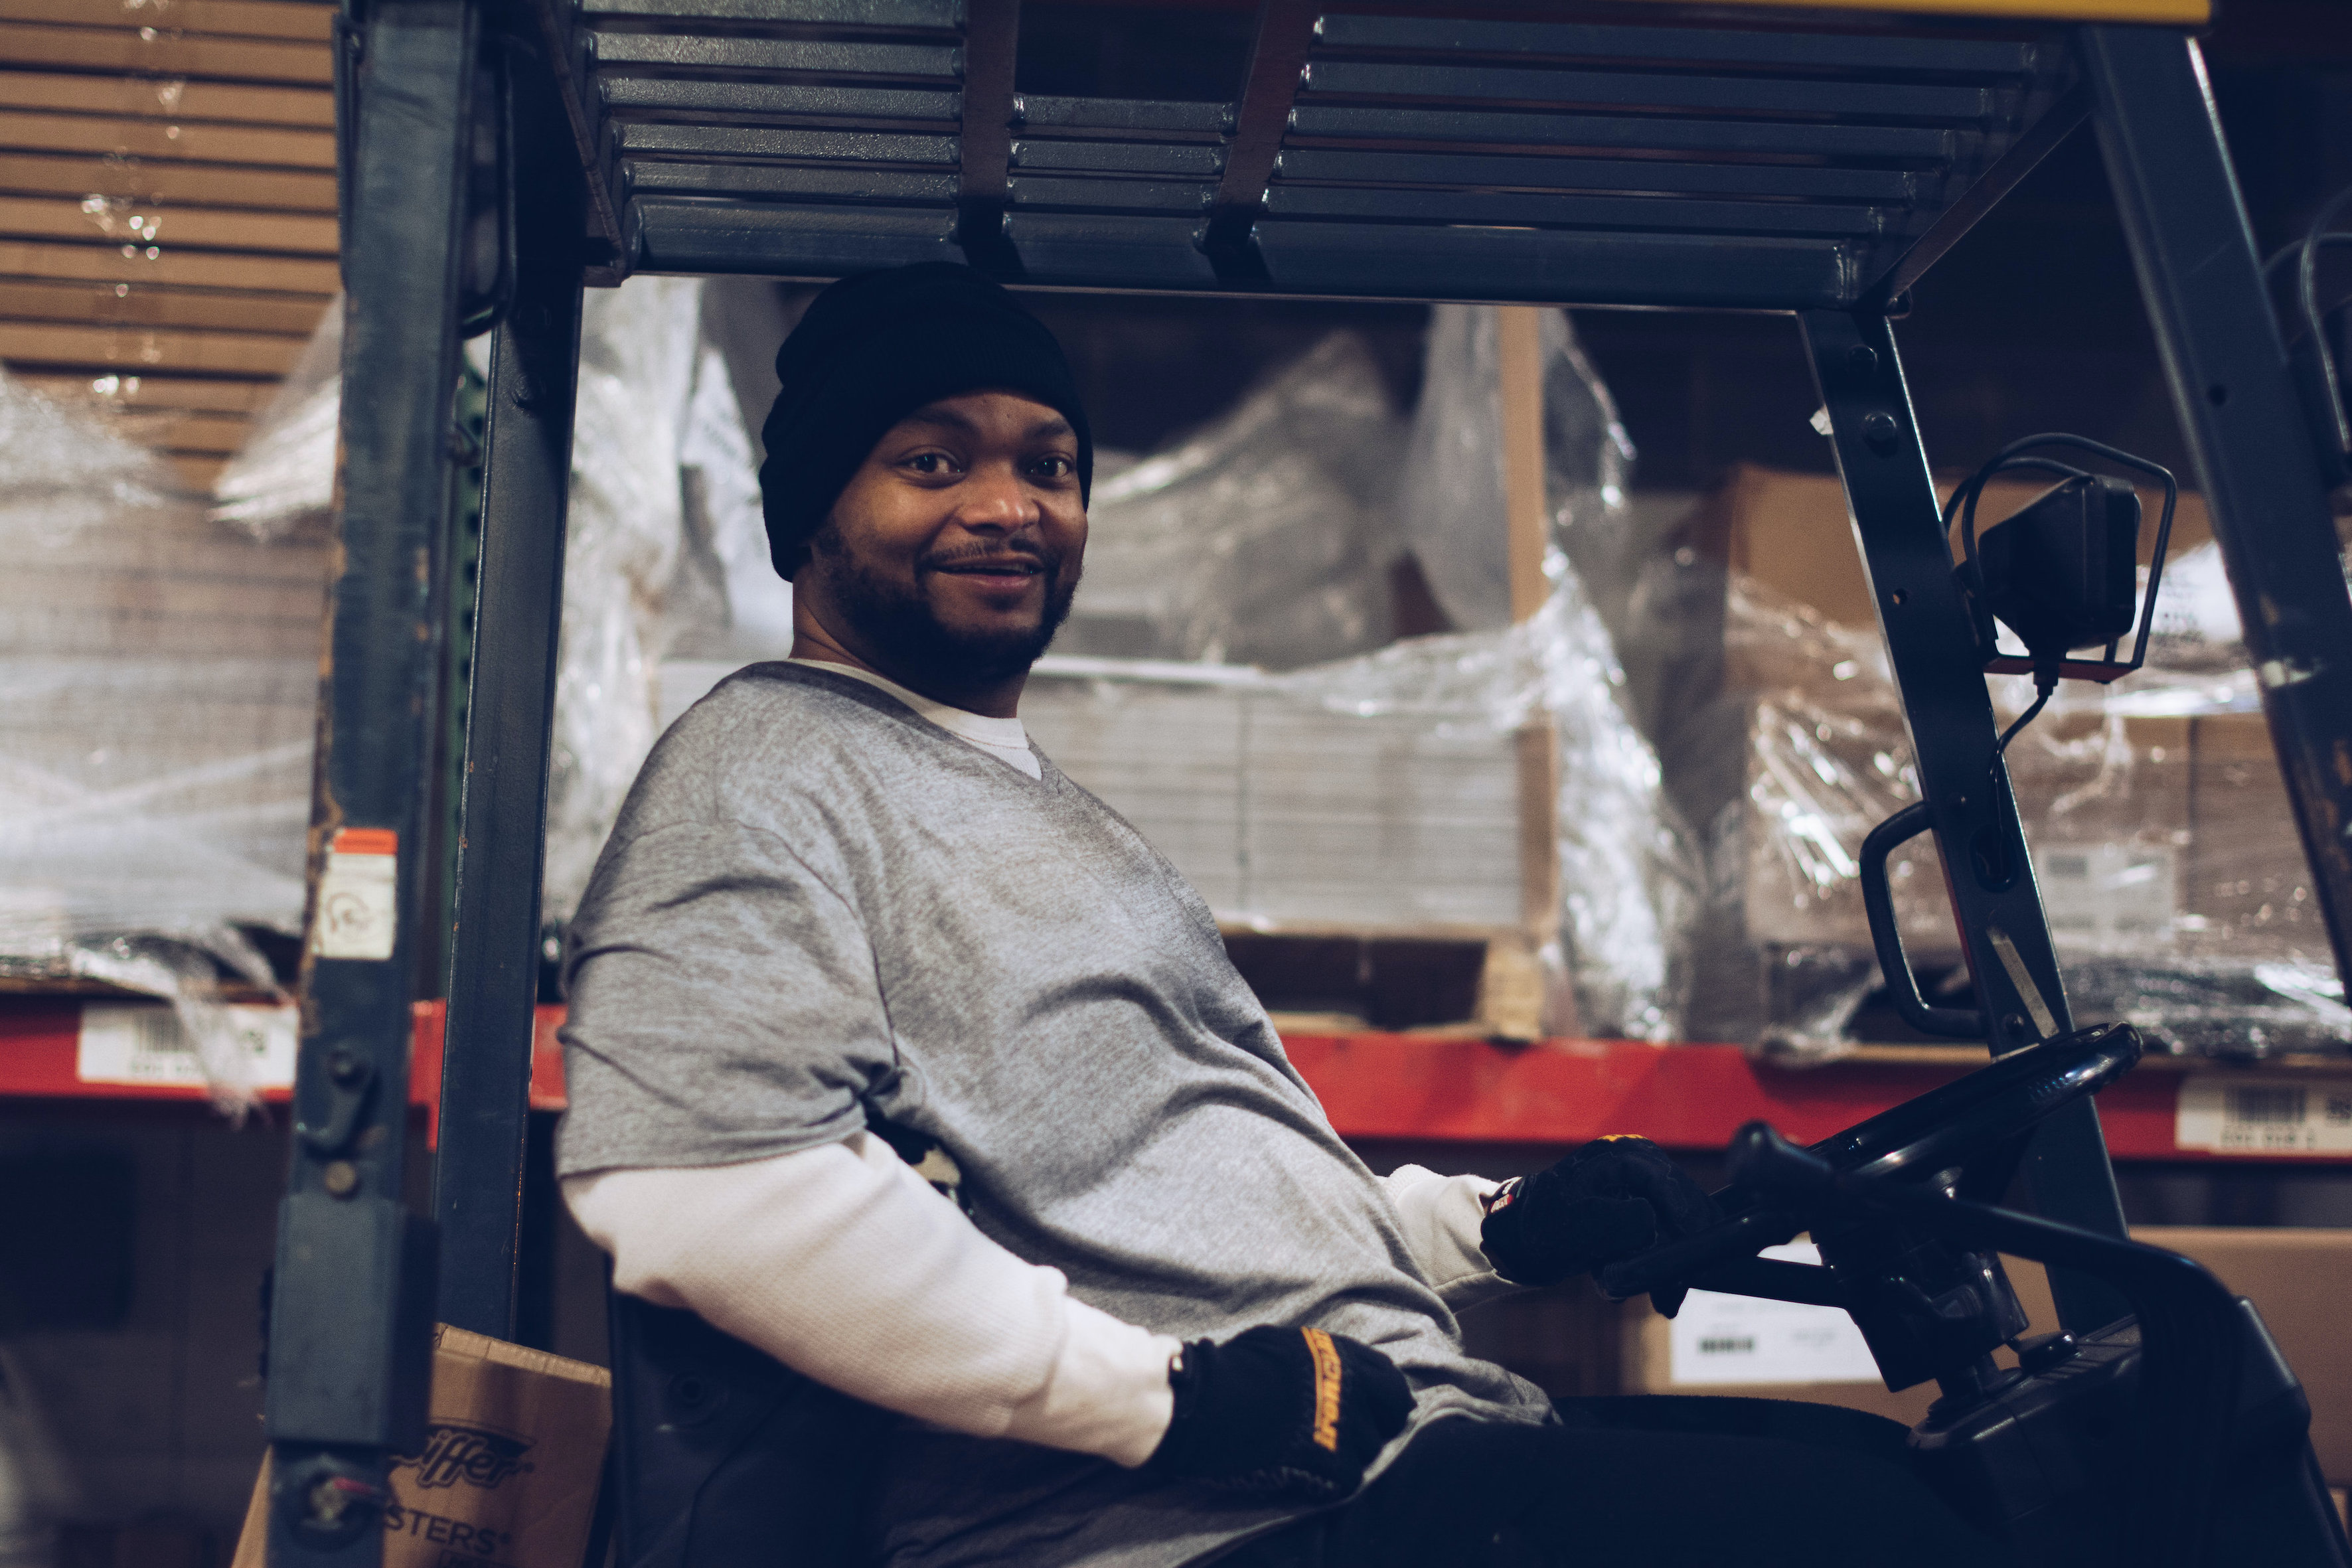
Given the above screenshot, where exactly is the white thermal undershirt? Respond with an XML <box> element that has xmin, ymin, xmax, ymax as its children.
<box><xmin>564</xmin><ymin>1148</ymin><xmax>1508</xmax><ymax>1468</ymax></box>
<box><xmin>787</xmin><ymin>657</ymin><xmax>1042</xmax><ymax>780</ymax></box>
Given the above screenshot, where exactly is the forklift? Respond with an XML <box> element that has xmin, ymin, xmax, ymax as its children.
<box><xmin>258</xmin><ymin>0</ymin><xmax>2352</xmax><ymax>1563</ymax></box>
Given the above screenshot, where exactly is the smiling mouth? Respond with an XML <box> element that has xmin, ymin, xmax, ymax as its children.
<box><xmin>931</xmin><ymin>558</ymin><xmax>1045</xmax><ymax>580</ymax></box>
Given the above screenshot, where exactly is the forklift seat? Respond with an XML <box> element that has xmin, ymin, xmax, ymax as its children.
<box><xmin>606</xmin><ymin>1289</ymin><xmax>894</xmax><ymax>1568</ymax></box>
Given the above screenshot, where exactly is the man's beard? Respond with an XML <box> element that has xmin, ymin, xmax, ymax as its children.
<box><xmin>813</xmin><ymin>522</ymin><xmax>1081</xmax><ymax>686</ymax></box>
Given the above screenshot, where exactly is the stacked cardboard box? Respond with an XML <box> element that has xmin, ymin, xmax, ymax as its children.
<box><xmin>0</xmin><ymin>0</ymin><xmax>338</xmax><ymax>487</ymax></box>
<box><xmin>0</xmin><ymin>370</ymin><xmax>327</xmax><ymax>965</ymax></box>
<box><xmin>1629</xmin><ymin>1229</ymin><xmax>2352</xmax><ymax>1482</ymax></box>
<box><xmin>231</xmin><ymin>1326</ymin><xmax>611</xmax><ymax>1568</ymax></box>
<box><xmin>1740</xmin><ymin>704</ymin><xmax>2309</xmax><ymax>967</ymax></box>
<box><xmin>1677</xmin><ymin>465</ymin><xmax>2330</xmax><ymax>1050</ymax></box>
<box><xmin>1473</xmin><ymin>1228</ymin><xmax>2352</xmax><ymax>1484</ymax></box>
<box><xmin>1026</xmin><ymin>668</ymin><xmax>1527</xmax><ymax>932</ymax></box>
<box><xmin>2189</xmin><ymin>715</ymin><xmax>2331</xmax><ymax>958</ymax></box>
<box><xmin>1706</xmin><ymin>464</ymin><xmax>2214</xmax><ymax>634</ymax></box>
<box><xmin>1019</xmin><ymin>661</ymin><xmax>1541</xmax><ymax>1032</ymax></box>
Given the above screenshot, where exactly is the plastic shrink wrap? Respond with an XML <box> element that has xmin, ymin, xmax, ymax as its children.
<box><xmin>1053</xmin><ymin>331</ymin><xmax>1405</xmax><ymax>670</ymax></box>
<box><xmin>539</xmin><ymin>277</ymin><xmax>703</xmax><ymax>925</ymax></box>
<box><xmin>201</xmin><ymin>280</ymin><xmax>765</xmax><ymax>933</ymax></box>
<box><xmin>0</xmin><ymin>369</ymin><xmax>325</xmax><ymax>1111</ymax></box>
<box><xmin>546</xmin><ymin>278</ymin><xmax>779</xmax><ymax>921</ymax></box>
<box><xmin>1676</xmin><ymin>528</ymin><xmax>2343</xmax><ymax>1059</ymax></box>
<box><xmin>656</xmin><ymin>308</ymin><xmax>1688</xmax><ymax>1036</ymax></box>
<box><xmin>208</xmin><ymin>301</ymin><xmax>342</xmax><ymax>541</ymax></box>
<box><xmin>0</xmin><ymin>278</ymin><xmax>763</xmax><ymax>1105</ymax></box>
<box><xmin>1395</xmin><ymin>304</ymin><xmax>1688</xmax><ymax>1040</ymax></box>
<box><xmin>665</xmin><ymin>339</ymin><xmax>795</xmax><ymax>662</ymax></box>
<box><xmin>1019</xmin><ymin>307</ymin><xmax>1692</xmax><ymax>1040</ymax></box>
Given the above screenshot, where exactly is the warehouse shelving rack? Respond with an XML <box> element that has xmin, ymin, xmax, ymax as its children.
<box><xmin>250</xmin><ymin>0</ymin><xmax>2352</xmax><ymax>1561</ymax></box>
<box><xmin>13</xmin><ymin>998</ymin><xmax>2352</xmax><ymax>1164</ymax></box>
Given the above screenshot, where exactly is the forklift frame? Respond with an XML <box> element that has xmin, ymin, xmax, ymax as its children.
<box><xmin>259</xmin><ymin>0</ymin><xmax>2352</xmax><ymax>1561</ymax></box>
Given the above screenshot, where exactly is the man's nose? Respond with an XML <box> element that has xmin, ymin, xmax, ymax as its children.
<box><xmin>951</xmin><ymin>463</ymin><xmax>1039</xmax><ymax>533</ymax></box>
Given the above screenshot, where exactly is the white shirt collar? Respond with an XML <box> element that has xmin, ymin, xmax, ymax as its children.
<box><xmin>787</xmin><ymin>658</ymin><xmax>1041</xmax><ymax>780</ymax></box>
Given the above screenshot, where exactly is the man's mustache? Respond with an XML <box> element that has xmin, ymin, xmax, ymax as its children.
<box><xmin>919</xmin><ymin>538</ymin><xmax>1059</xmax><ymax>575</ymax></box>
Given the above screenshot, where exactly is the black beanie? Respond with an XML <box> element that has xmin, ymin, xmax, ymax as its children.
<box><xmin>758</xmin><ymin>263</ymin><xmax>1093</xmax><ymax>580</ymax></box>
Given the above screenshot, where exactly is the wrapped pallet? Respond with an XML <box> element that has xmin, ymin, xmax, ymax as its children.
<box><xmin>0</xmin><ymin>370</ymin><xmax>324</xmax><ymax>1108</ymax></box>
<box><xmin>1666</xmin><ymin>464</ymin><xmax>2341</xmax><ymax>1058</ymax></box>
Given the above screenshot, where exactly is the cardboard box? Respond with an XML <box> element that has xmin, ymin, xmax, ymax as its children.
<box><xmin>1705</xmin><ymin>463</ymin><xmax>2212</xmax><ymax>635</ymax></box>
<box><xmin>1737</xmin><ymin>702</ymin><xmax>2199</xmax><ymax>960</ymax></box>
<box><xmin>1736</xmin><ymin>704</ymin><xmax>2319</xmax><ymax>981</ymax></box>
<box><xmin>1691</xmin><ymin>464</ymin><xmax>2319</xmax><ymax>977</ymax></box>
<box><xmin>232</xmin><ymin>1326</ymin><xmax>610</xmax><ymax>1568</ymax></box>
<box><xmin>2138</xmin><ymin>1227</ymin><xmax>2352</xmax><ymax>1483</ymax></box>
<box><xmin>2187</xmin><ymin>714</ymin><xmax>2329</xmax><ymax>961</ymax></box>
<box><xmin>1020</xmin><ymin>668</ymin><xmax>1527</xmax><ymax>932</ymax></box>
<box><xmin>1605</xmin><ymin>1227</ymin><xmax>2352</xmax><ymax>1482</ymax></box>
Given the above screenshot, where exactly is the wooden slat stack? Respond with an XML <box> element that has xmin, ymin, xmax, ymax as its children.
<box><xmin>0</xmin><ymin>0</ymin><xmax>337</xmax><ymax>491</ymax></box>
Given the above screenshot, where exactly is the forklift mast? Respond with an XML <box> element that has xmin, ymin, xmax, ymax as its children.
<box><xmin>258</xmin><ymin>0</ymin><xmax>2352</xmax><ymax>1561</ymax></box>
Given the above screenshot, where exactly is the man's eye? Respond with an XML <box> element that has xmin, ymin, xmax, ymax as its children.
<box><xmin>904</xmin><ymin>452</ymin><xmax>957</xmax><ymax>475</ymax></box>
<box><xmin>1030</xmin><ymin>455</ymin><xmax>1074</xmax><ymax>480</ymax></box>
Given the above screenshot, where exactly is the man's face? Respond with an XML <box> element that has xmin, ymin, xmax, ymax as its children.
<box><xmin>803</xmin><ymin>389</ymin><xmax>1086</xmax><ymax>686</ymax></box>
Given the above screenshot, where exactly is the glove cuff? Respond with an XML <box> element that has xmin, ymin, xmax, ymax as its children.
<box><xmin>1482</xmin><ymin>1176</ymin><xmax>1526</xmax><ymax>1217</ymax></box>
<box><xmin>1165</xmin><ymin>1340</ymin><xmax>1203</xmax><ymax>1433</ymax></box>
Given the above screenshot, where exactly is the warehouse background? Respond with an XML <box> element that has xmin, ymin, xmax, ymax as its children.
<box><xmin>1</xmin><ymin>1</ymin><xmax>2349</xmax><ymax>1562</ymax></box>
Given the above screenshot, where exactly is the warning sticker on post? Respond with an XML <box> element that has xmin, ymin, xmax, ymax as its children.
<box><xmin>2176</xmin><ymin>1075</ymin><xmax>2352</xmax><ymax>1156</ymax></box>
<box><xmin>311</xmin><ymin>826</ymin><xmax>399</xmax><ymax>961</ymax></box>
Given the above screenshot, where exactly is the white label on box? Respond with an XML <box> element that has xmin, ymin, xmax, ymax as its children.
<box><xmin>311</xmin><ymin>828</ymin><xmax>399</xmax><ymax>960</ymax></box>
<box><xmin>2034</xmin><ymin>842</ymin><xmax>2179</xmax><ymax>953</ymax></box>
<box><xmin>77</xmin><ymin>1002</ymin><xmax>299</xmax><ymax>1089</ymax></box>
<box><xmin>1668</xmin><ymin>1241</ymin><xmax>1882</xmax><ymax>1386</ymax></box>
<box><xmin>2176</xmin><ymin>1075</ymin><xmax>2352</xmax><ymax>1156</ymax></box>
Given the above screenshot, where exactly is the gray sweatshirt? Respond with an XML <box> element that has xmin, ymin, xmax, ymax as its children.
<box><xmin>556</xmin><ymin>661</ymin><xmax>1553</xmax><ymax>1567</ymax></box>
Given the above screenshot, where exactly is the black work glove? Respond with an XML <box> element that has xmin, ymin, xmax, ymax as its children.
<box><xmin>1148</xmin><ymin>1324</ymin><xmax>1413</xmax><ymax>1500</ymax></box>
<box><xmin>1479</xmin><ymin>1135</ymin><xmax>1721</xmax><ymax>1289</ymax></box>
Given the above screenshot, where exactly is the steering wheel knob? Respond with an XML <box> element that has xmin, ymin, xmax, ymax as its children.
<box><xmin>1726</xmin><ymin>1122</ymin><xmax>1839</xmax><ymax>1198</ymax></box>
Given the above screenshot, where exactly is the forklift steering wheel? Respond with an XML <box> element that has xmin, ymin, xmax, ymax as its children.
<box><xmin>1597</xmin><ymin>1023</ymin><xmax>2143</xmax><ymax>1302</ymax></box>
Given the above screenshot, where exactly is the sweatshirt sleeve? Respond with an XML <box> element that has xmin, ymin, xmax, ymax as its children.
<box><xmin>1381</xmin><ymin>1163</ymin><xmax>1524</xmax><ymax>1311</ymax></box>
<box><xmin>564</xmin><ymin>1132</ymin><xmax>1180</xmax><ymax>1467</ymax></box>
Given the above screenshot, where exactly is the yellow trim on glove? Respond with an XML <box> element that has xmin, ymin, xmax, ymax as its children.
<box><xmin>1303</xmin><ymin>1328</ymin><xmax>1344</xmax><ymax>1452</ymax></box>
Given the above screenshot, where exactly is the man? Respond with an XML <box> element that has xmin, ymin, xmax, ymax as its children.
<box><xmin>557</xmin><ymin>265</ymin><xmax>2008</xmax><ymax>1567</ymax></box>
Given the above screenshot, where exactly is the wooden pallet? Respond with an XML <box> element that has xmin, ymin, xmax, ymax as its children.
<box><xmin>0</xmin><ymin>0</ymin><xmax>337</xmax><ymax>490</ymax></box>
<box><xmin>1229</xmin><ymin>921</ymin><xmax>1552</xmax><ymax>1042</ymax></box>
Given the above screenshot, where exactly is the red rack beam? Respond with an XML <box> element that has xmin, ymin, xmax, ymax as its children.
<box><xmin>0</xmin><ymin>998</ymin><xmax>2335</xmax><ymax>1164</ymax></box>
<box><xmin>1284</xmin><ymin>1033</ymin><xmax>2191</xmax><ymax>1154</ymax></box>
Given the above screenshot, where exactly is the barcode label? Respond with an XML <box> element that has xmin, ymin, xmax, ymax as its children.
<box><xmin>77</xmin><ymin>1003</ymin><xmax>299</xmax><ymax>1089</ymax></box>
<box><xmin>2177</xmin><ymin>1076</ymin><xmax>2352</xmax><ymax>1155</ymax></box>
<box><xmin>2227</xmin><ymin>1087</ymin><xmax>2308</xmax><ymax>1124</ymax></box>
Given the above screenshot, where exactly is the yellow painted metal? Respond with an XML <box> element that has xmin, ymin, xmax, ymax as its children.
<box><xmin>1617</xmin><ymin>0</ymin><xmax>2208</xmax><ymax>21</ymax></box>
